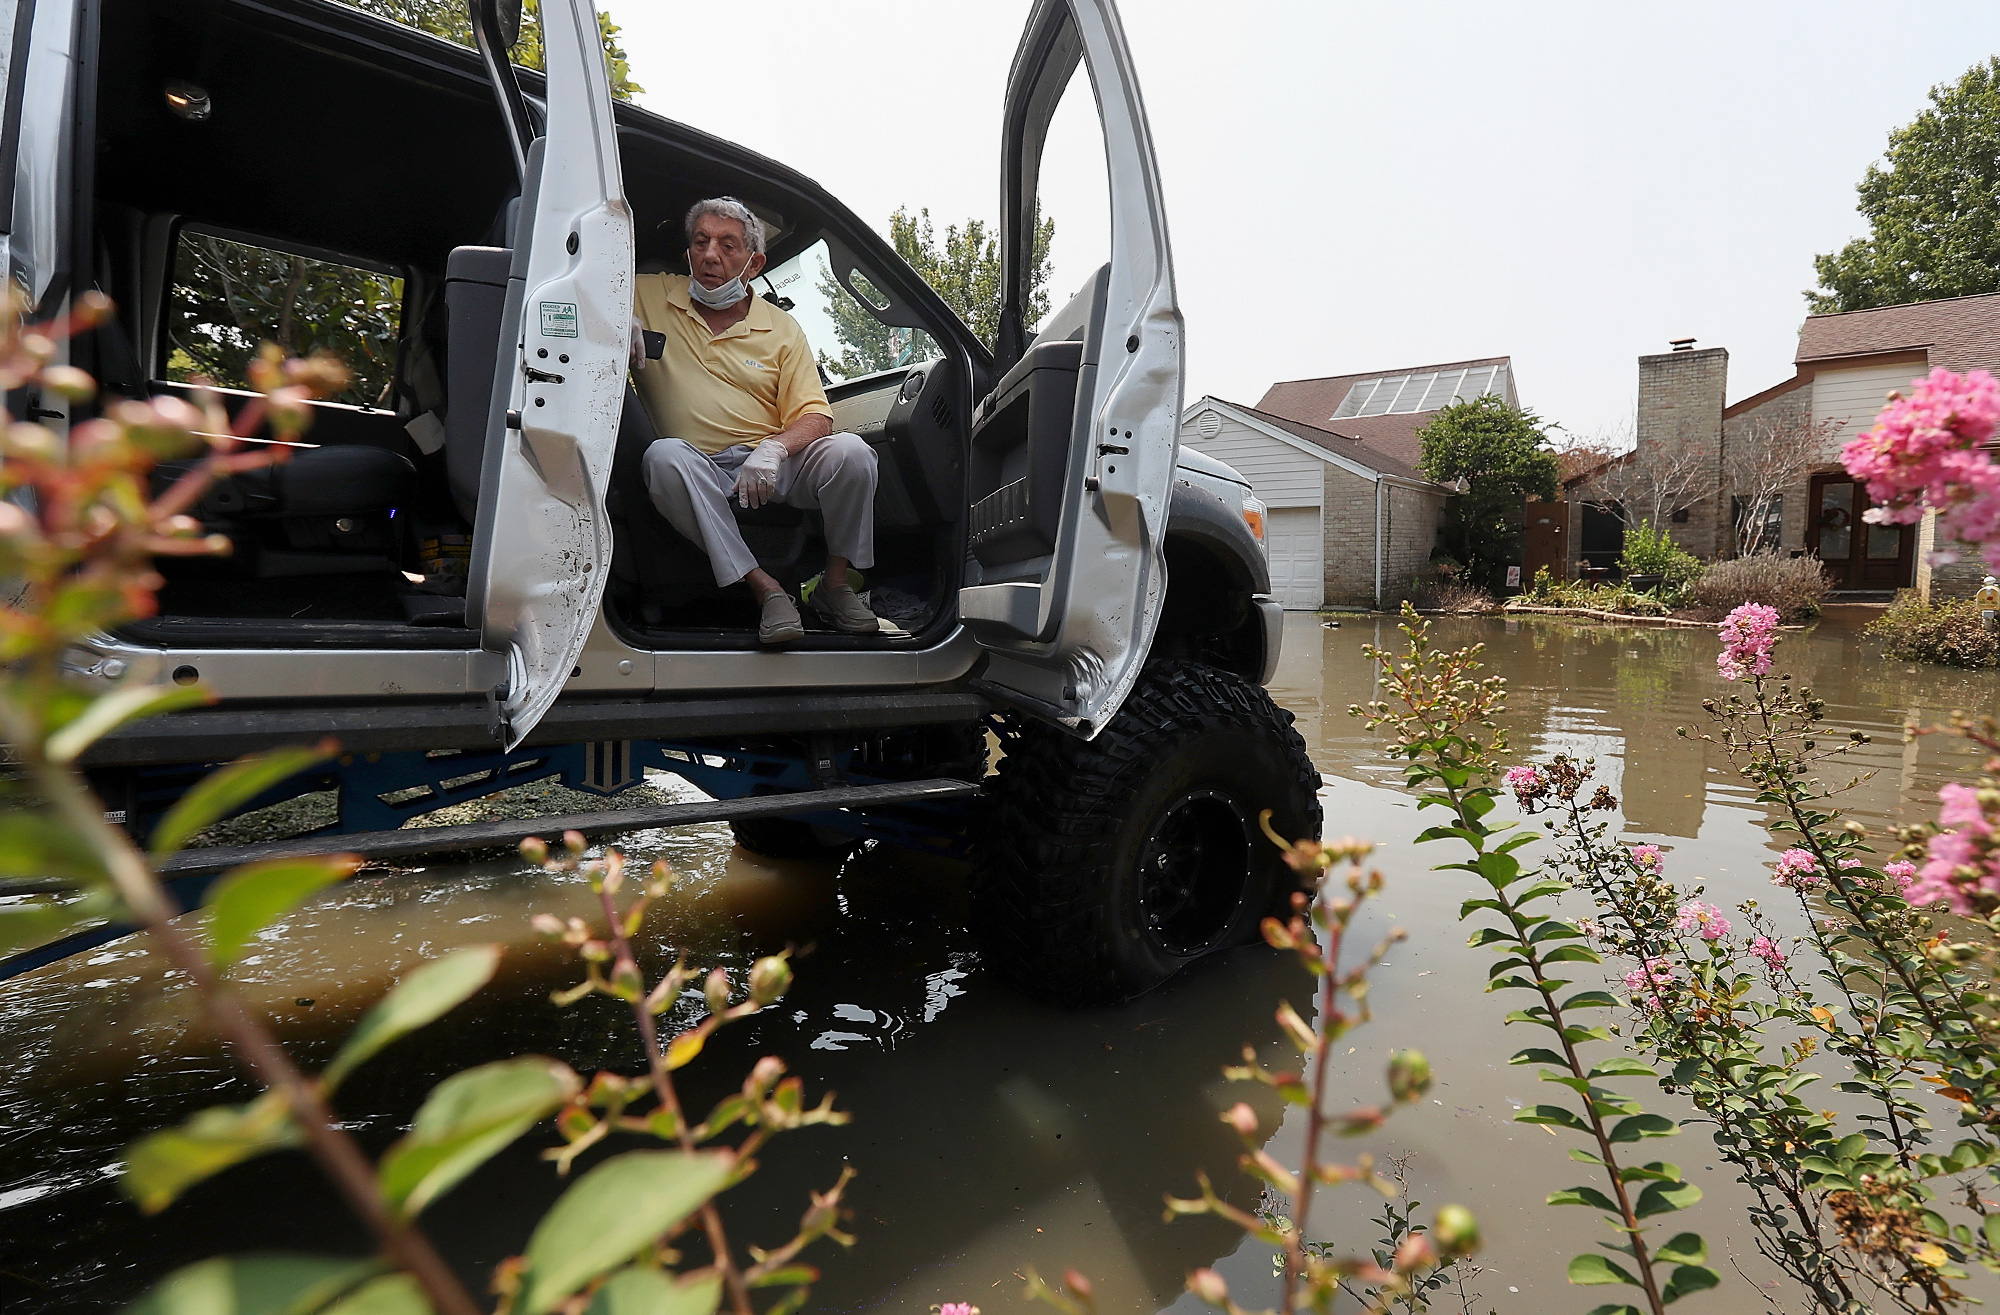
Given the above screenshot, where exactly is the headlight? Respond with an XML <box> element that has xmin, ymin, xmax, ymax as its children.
<box><xmin>1240</xmin><ymin>493</ymin><xmax>1266</xmax><ymax>543</ymax></box>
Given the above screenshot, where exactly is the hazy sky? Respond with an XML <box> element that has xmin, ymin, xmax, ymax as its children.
<box><xmin>609</xmin><ymin>2</ymin><xmax>2000</xmax><ymax>443</ymax></box>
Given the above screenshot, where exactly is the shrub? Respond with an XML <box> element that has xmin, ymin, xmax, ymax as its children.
<box><xmin>1866</xmin><ymin>590</ymin><xmax>2000</xmax><ymax>667</ymax></box>
<box><xmin>1688</xmin><ymin>553</ymin><xmax>1830</xmax><ymax>622</ymax></box>
<box><xmin>1620</xmin><ymin>520</ymin><xmax>1703</xmax><ymax>589</ymax></box>
<box><xmin>1412</xmin><ymin>577</ymin><xmax>1495</xmax><ymax>613</ymax></box>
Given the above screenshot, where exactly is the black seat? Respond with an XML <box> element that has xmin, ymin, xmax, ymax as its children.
<box><xmin>442</xmin><ymin>245</ymin><xmax>513</xmax><ymax>524</ymax></box>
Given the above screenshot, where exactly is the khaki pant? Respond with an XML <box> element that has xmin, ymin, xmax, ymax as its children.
<box><xmin>641</xmin><ymin>433</ymin><xmax>877</xmax><ymax>588</ymax></box>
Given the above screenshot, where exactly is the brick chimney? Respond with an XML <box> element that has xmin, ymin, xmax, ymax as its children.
<box><xmin>1634</xmin><ymin>345</ymin><xmax>1728</xmax><ymax>557</ymax></box>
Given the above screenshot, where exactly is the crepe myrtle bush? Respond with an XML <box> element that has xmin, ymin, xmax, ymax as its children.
<box><xmin>0</xmin><ymin>303</ymin><xmax>851</xmax><ymax>1315</ymax></box>
<box><xmin>1491</xmin><ymin>597</ymin><xmax>2000</xmax><ymax>1315</ymax></box>
<box><xmin>1352</xmin><ymin>608</ymin><xmax>1718</xmax><ymax>1315</ymax></box>
<box><xmin>1025</xmin><ymin>831</ymin><xmax>1479</xmax><ymax>1315</ymax></box>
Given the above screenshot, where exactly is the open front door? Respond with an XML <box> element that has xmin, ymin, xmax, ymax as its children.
<box><xmin>959</xmin><ymin>0</ymin><xmax>1182</xmax><ymax>739</ymax></box>
<box><xmin>465</xmin><ymin>0</ymin><xmax>634</xmax><ymax>748</ymax></box>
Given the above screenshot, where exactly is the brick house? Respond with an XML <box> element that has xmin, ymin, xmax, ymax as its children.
<box><xmin>1178</xmin><ymin>397</ymin><xmax>1450</xmax><ymax>609</ymax></box>
<box><xmin>1611</xmin><ymin>293</ymin><xmax>2000</xmax><ymax>598</ymax></box>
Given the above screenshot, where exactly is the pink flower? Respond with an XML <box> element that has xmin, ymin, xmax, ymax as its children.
<box><xmin>1504</xmin><ymin>764</ymin><xmax>1547</xmax><ymax>807</ymax></box>
<box><xmin>1716</xmin><ymin>603</ymin><xmax>1781</xmax><ymax>681</ymax></box>
<box><xmin>1630</xmin><ymin>844</ymin><xmax>1664</xmax><ymax>871</ymax></box>
<box><xmin>1771</xmin><ymin>847</ymin><xmax>1825</xmax><ymax>891</ymax></box>
<box><xmin>1623</xmin><ymin>956</ymin><xmax>1675</xmax><ymax>1008</ymax></box>
<box><xmin>1903</xmin><ymin>786</ymin><xmax>2000</xmax><ymax>913</ymax></box>
<box><xmin>1838</xmin><ymin>857</ymin><xmax>1863</xmax><ymax>870</ymax></box>
<box><xmin>1884</xmin><ymin>859</ymin><xmax>1917</xmax><ymax>888</ymax></box>
<box><xmin>1938</xmin><ymin>783</ymin><xmax>1991</xmax><ymax>833</ymax></box>
<box><xmin>938</xmin><ymin>1306</ymin><xmax>978</xmax><ymax>1315</ymax></box>
<box><xmin>1841</xmin><ymin>368</ymin><xmax>2000</xmax><ymax>551</ymax></box>
<box><xmin>1748</xmin><ymin>935</ymin><xmax>1787</xmax><ymax>969</ymax></box>
<box><xmin>1674</xmin><ymin>899</ymin><xmax>1731</xmax><ymax>940</ymax></box>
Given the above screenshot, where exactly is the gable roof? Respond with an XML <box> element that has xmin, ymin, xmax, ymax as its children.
<box><xmin>1256</xmin><ymin>355</ymin><xmax>1515</xmax><ymax>471</ymax></box>
<box><xmin>1185</xmin><ymin>397</ymin><xmax>1442</xmax><ymax>486</ymax></box>
<box><xmin>1796</xmin><ymin>292</ymin><xmax>2000</xmax><ymax>376</ymax></box>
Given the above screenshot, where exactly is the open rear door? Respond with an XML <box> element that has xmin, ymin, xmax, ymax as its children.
<box><xmin>959</xmin><ymin>0</ymin><xmax>1182</xmax><ymax>739</ymax></box>
<box><xmin>465</xmin><ymin>0</ymin><xmax>634</xmax><ymax>748</ymax></box>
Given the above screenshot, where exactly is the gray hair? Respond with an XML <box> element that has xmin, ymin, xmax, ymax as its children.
<box><xmin>683</xmin><ymin>197</ymin><xmax>765</xmax><ymax>257</ymax></box>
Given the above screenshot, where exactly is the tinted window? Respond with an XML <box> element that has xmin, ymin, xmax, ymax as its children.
<box><xmin>163</xmin><ymin>231</ymin><xmax>403</xmax><ymax>408</ymax></box>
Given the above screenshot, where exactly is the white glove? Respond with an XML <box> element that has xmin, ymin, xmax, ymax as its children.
<box><xmin>733</xmin><ymin>439</ymin><xmax>788</xmax><ymax>509</ymax></box>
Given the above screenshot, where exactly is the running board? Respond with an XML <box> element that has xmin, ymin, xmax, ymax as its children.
<box><xmin>158</xmin><ymin>777</ymin><xmax>982</xmax><ymax>877</ymax></box>
<box><xmin>0</xmin><ymin>779</ymin><xmax>980</xmax><ymax>982</ymax></box>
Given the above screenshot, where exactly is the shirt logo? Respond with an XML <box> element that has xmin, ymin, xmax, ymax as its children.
<box><xmin>539</xmin><ymin>301</ymin><xmax>579</xmax><ymax>338</ymax></box>
<box><xmin>742</xmin><ymin>357</ymin><xmax>764</xmax><ymax>370</ymax></box>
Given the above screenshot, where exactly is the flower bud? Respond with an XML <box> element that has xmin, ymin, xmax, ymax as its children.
<box><xmin>610</xmin><ymin>960</ymin><xmax>643</xmax><ymax>1002</ymax></box>
<box><xmin>1187</xmin><ymin>1269</ymin><xmax>1229</xmax><ymax>1305</ymax></box>
<box><xmin>38</xmin><ymin>365</ymin><xmax>95</xmax><ymax>403</ymax></box>
<box><xmin>519</xmin><ymin>836</ymin><xmax>549</xmax><ymax>865</ymax></box>
<box><xmin>530</xmin><ymin>913</ymin><xmax>564</xmax><ymax>937</ymax></box>
<box><xmin>648</xmin><ymin>857</ymin><xmax>675</xmax><ymax>896</ymax></box>
<box><xmin>1062</xmin><ymin>1270</ymin><xmax>1093</xmax><ymax>1303</ymax></box>
<box><xmin>1392</xmin><ymin>1232</ymin><xmax>1438</xmax><ymax>1272</ymax></box>
<box><xmin>563</xmin><ymin>830</ymin><xmax>588</xmax><ymax>856</ymax></box>
<box><xmin>1387</xmin><ymin>1050</ymin><xmax>1432</xmax><ymax>1103</ymax></box>
<box><xmin>749</xmin><ymin>955</ymin><xmax>793</xmax><ymax>1005</ymax></box>
<box><xmin>1433</xmin><ymin>1203</ymin><xmax>1479</xmax><ymax>1256</ymax></box>
<box><xmin>704</xmin><ymin>966</ymin><xmax>730</xmax><ymax>1015</ymax></box>
<box><xmin>749</xmin><ymin>1055</ymin><xmax>785</xmax><ymax>1092</ymax></box>
<box><xmin>1223</xmin><ymin>1102</ymin><xmax>1258</xmax><ymax>1137</ymax></box>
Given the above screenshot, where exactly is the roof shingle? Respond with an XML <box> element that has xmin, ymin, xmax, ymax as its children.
<box><xmin>1795</xmin><ymin>292</ymin><xmax>2000</xmax><ymax>376</ymax></box>
<box><xmin>1204</xmin><ymin>399</ymin><xmax>1434</xmax><ymax>483</ymax></box>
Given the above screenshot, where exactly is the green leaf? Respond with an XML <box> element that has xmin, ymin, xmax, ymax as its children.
<box><xmin>515</xmin><ymin>1150</ymin><xmax>734</xmax><ymax>1315</ymax></box>
<box><xmin>46</xmin><ymin>683</ymin><xmax>211</xmax><ymax>763</ymax></box>
<box><xmin>320</xmin><ymin>1273</ymin><xmax>431</xmax><ymax>1315</ymax></box>
<box><xmin>122</xmin><ymin>1092</ymin><xmax>302</xmax><ymax>1213</ymax></box>
<box><xmin>122</xmin><ymin>1253</ymin><xmax>381</xmax><ymax>1315</ymax></box>
<box><xmin>1653</xmin><ymin>1233</ymin><xmax>1708</xmax><ymax>1266</ymax></box>
<box><xmin>1985</xmin><ymin>1212</ymin><xmax>2000</xmax><ymax>1253</ymax></box>
<box><xmin>1517</xmin><ymin>1104</ymin><xmax>1592</xmax><ymax>1132</ymax></box>
<box><xmin>1510</xmin><ymin>1047</ymin><xmax>1570</xmax><ymax>1067</ymax></box>
<box><xmin>1661</xmin><ymin>1264</ymin><xmax>1721</xmax><ymax>1305</ymax></box>
<box><xmin>1608</xmin><ymin>1114</ymin><xmax>1679</xmax><ymax>1144</ymax></box>
<box><xmin>0</xmin><ymin>812</ymin><xmax>109</xmax><ymax>883</ymax></box>
<box><xmin>1635</xmin><ymin>1179</ymin><xmax>1704</xmax><ymax>1218</ymax></box>
<box><xmin>1568</xmin><ymin>1253</ymin><xmax>1641</xmax><ymax>1287</ymax></box>
<box><xmin>379</xmin><ymin>1057</ymin><xmax>581</xmax><ymax>1219</ymax></box>
<box><xmin>321</xmin><ymin>945</ymin><xmax>501</xmax><ymax>1093</ymax></box>
<box><xmin>1541</xmin><ymin>944</ymin><xmax>1604</xmax><ymax>965</ymax></box>
<box><xmin>1548</xmin><ymin>1185</ymin><xmax>1621</xmax><ymax>1213</ymax></box>
<box><xmin>150</xmin><ymin>745</ymin><xmax>333</xmax><ymax>857</ymax></box>
<box><xmin>1583</xmin><ymin>1306</ymin><xmax>1644</xmax><ymax>1315</ymax></box>
<box><xmin>1589</xmin><ymin>1057</ymin><xmax>1659</xmax><ymax>1079</ymax></box>
<box><xmin>586</xmin><ymin>1269</ymin><xmax>723</xmax><ymax>1315</ymax></box>
<box><xmin>1561</xmin><ymin>990</ymin><xmax>1622</xmax><ymax>1011</ymax></box>
<box><xmin>204</xmin><ymin>858</ymin><xmax>355</xmax><ymax>969</ymax></box>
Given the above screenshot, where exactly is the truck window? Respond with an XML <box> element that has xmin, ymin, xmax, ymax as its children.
<box><xmin>161</xmin><ymin>230</ymin><xmax>405</xmax><ymax>409</ymax></box>
<box><xmin>761</xmin><ymin>239</ymin><xmax>943</xmax><ymax>383</ymax></box>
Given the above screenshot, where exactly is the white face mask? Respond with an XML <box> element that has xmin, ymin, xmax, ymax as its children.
<box><xmin>688</xmin><ymin>250</ymin><xmax>754</xmax><ymax>309</ymax></box>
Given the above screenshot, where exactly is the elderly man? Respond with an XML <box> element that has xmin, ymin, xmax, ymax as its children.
<box><xmin>631</xmin><ymin>197</ymin><xmax>881</xmax><ymax>644</ymax></box>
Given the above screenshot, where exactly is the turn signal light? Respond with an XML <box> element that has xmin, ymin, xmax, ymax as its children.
<box><xmin>1241</xmin><ymin>495</ymin><xmax>1266</xmax><ymax>542</ymax></box>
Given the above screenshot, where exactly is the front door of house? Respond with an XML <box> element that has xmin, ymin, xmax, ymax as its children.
<box><xmin>1810</xmin><ymin>473</ymin><xmax>1914</xmax><ymax>590</ymax></box>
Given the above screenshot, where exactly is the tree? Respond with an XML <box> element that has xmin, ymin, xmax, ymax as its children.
<box><xmin>1727</xmin><ymin>413</ymin><xmax>1841</xmax><ymax>556</ymax></box>
<box><xmin>1808</xmin><ymin>56</ymin><xmax>2000</xmax><ymax>312</ymax></box>
<box><xmin>818</xmin><ymin>205</ymin><xmax>1054</xmax><ymax>380</ymax></box>
<box><xmin>1594</xmin><ymin>437</ymin><xmax>1714</xmax><ymax>536</ymax></box>
<box><xmin>1416</xmin><ymin>394</ymin><xmax>1560</xmax><ymax>590</ymax></box>
<box><xmin>345</xmin><ymin>0</ymin><xmax>644</xmax><ymax>99</ymax></box>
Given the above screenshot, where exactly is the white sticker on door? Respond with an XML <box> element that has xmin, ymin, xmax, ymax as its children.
<box><xmin>539</xmin><ymin>301</ymin><xmax>579</xmax><ymax>338</ymax></box>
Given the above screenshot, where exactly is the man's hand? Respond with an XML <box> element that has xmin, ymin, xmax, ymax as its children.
<box><xmin>733</xmin><ymin>439</ymin><xmax>788</xmax><ymax>509</ymax></box>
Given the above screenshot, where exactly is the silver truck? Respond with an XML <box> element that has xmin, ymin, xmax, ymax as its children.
<box><xmin>10</xmin><ymin>0</ymin><xmax>1321</xmax><ymax>1002</ymax></box>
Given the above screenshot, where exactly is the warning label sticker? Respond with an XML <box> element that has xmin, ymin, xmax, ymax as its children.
<box><xmin>539</xmin><ymin>301</ymin><xmax>579</xmax><ymax>338</ymax></box>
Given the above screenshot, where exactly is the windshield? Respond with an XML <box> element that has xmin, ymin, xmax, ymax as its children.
<box><xmin>759</xmin><ymin>239</ymin><xmax>942</xmax><ymax>382</ymax></box>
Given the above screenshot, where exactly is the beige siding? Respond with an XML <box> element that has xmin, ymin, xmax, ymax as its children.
<box><xmin>1180</xmin><ymin>412</ymin><xmax>1323</xmax><ymax>507</ymax></box>
<box><xmin>1812</xmin><ymin>363</ymin><xmax>1928</xmax><ymax>445</ymax></box>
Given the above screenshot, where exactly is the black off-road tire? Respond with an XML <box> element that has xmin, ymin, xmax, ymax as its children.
<box><xmin>968</xmin><ymin>660</ymin><xmax>1321</xmax><ymax>1005</ymax></box>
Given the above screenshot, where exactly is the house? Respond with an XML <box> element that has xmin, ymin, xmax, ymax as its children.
<box><xmin>1179</xmin><ymin>397</ymin><xmax>1450</xmax><ymax>609</ymax></box>
<box><xmin>1613</xmin><ymin>292</ymin><xmax>2000</xmax><ymax>598</ymax></box>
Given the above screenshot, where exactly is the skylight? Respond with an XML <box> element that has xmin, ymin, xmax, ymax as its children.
<box><xmin>1331</xmin><ymin>364</ymin><xmax>1508</xmax><ymax>420</ymax></box>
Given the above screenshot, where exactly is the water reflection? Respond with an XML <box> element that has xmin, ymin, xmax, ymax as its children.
<box><xmin>4</xmin><ymin>611</ymin><xmax>1998</xmax><ymax>1312</ymax></box>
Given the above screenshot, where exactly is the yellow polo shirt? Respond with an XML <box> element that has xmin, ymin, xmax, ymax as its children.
<box><xmin>631</xmin><ymin>273</ymin><xmax>832</xmax><ymax>455</ymax></box>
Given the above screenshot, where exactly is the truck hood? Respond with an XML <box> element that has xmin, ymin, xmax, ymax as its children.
<box><xmin>1174</xmin><ymin>445</ymin><xmax>1250</xmax><ymax>489</ymax></box>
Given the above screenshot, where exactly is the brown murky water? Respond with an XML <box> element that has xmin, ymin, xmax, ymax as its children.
<box><xmin>3</xmin><ymin>610</ymin><xmax>1998</xmax><ymax>1312</ymax></box>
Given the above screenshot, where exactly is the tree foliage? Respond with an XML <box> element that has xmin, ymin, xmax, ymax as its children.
<box><xmin>164</xmin><ymin>234</ymin><xmax>402</xmax><ymax>409</ymax></box>
<box><xmin>1809</xmin><ymin>56</ymin><xmax>2000</xmax><ymax>312</ymax></box>
<box><xmin>818</xmin><ymin>205</ymin><xmax>1054</xmax><ymax>380</ymax></box>
<box><xmin>343</xmin><ymin>0</ymin><xmax>644</xmax><ymax>100</ymax></box>
<box><xmin>1417</xmin><ymin>394</ymin><xmax>1560</xmax><ymax>589</ymax></box>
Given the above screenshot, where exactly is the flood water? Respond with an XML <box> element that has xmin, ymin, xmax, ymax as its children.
<box><xmin>4</xmin><ymin>609</ymin><xmax>1999</xmax><ymax>1312</ymax></box>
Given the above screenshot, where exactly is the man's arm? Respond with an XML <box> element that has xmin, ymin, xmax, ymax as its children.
<box><xmin>769</xmin><ymin>411</ymin><xmax>832</xmax><ymax>457</ymax></box>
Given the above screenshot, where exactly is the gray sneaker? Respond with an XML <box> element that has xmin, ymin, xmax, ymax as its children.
<box><xmin>812</xmin><ymin>582</ymin><xmax>882</xmax><ymax>634</ymax></box>
<box><xmin>757</xmin><ymin>591</ymin><xmax>805</xmax><ymax>644</ymax></box>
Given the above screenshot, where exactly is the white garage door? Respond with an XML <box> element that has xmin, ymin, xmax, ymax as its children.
<box><xmin>1264</xmin><ymin>506</ymin><xmax>1323</xmax><ymax>609</ymax></box>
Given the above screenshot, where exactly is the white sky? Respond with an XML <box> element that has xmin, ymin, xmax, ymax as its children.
<box><xmin>610</xmin><ymin>1</ymin><xmax>2000</xmax><ymax>444</ymax></box>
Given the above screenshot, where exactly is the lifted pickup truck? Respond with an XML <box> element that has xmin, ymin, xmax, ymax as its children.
<box><xmin>9</xmin><ymin>0</ymin><xmax>1321</xmax><ymax>1002</ymax></box>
